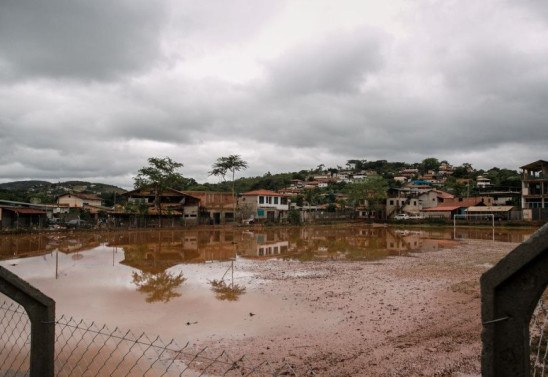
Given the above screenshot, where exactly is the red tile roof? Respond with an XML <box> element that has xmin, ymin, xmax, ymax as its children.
<box><xmin>0</xmin><ymin>206</ymin><xmax>47</xmax><ymax>215</ymax></box>
<box><xmin>432</xmin><ymin>189</ymin><xmax>455</xmax><ymax>199</ymax></box>
<box><xmin>58</xmin><ymin>193</ymin><xmax>101</xmax><ymax>200</ymax></box>
<box><xmin>422</xmin><ymin>204</ymin><xmax>465</xmax><ymax>212</ymax></box>
<box><xmin>241</xmin><ymin>190</ymin><xmax>284</xmax><ymax>196</ymax></box>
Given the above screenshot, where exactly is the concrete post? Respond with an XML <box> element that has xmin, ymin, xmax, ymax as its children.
<box><xmin>0</xmin><ymin>266</ymin><xmax>55</xmax><ymax>377</ymax></box>
<box><xmin>481</xmin><ymin>223</ymin><xmax>548</xmax><ymax>377</ymax></box>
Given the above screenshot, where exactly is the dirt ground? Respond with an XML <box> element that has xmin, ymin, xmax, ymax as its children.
<box><xmin>193</xmin><ymin>239</ymin><xmax>517</xmax><ymax>376</ymax></box>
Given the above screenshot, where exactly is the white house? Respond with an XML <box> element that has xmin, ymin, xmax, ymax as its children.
<box><xmin>57</xmin><ymin>193</ymin><xmax>102</xmax><ymax>208</ymax></box>
<box><xmin>476</xmin><ymin>176</ymin><xmax>492</xmax><ymax>189</ymax></box>
<box><xmin>239</xmin><ymin>190</ymin><xmax>289</xmax><ymax>222</ymax></box>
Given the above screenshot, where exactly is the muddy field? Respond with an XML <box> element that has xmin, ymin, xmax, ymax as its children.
<box><xmin>191</xmin><ymin>239</ymin><xmax>517</xmax><ymax>376</ymax></box>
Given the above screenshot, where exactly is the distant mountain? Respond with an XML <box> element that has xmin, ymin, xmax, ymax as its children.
<box><xmin>0</xmin><ymin>180</ymin><xmax>126</xmax><ymax>194</ymax></box>
<box><xmin>0</xmin><ymin>180</ymin><xmax>52</xmax><ymax>191</ymax></box>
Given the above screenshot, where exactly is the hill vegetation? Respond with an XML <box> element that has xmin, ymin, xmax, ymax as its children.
<box><xmin>0</xmin><ymin>180</ymin><xmax>126</xmax><ymax>205</ymax></box>
<box><xmin>0</xmin><ymin>158</ymin><xmax>522</xmax><ymax>206</ymax></box>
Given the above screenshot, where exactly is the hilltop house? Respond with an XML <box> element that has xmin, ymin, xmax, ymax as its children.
<box><xmin>476</xmin><ymin>176</ymin><xmax>492</xmax><ymax>189</ymax></box>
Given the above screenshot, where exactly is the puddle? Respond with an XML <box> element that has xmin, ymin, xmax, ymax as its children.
<box><xmin>0</xmin><ymin>225</ymin><xmax>534</xmax><ymax>342</ymax></box>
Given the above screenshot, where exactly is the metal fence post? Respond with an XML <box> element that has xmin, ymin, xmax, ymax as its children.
<box><xmin>0</xmin><ymin>266</ymin><xmax>55</xmax><ymax>377</ymax></box>
<box><xmin>481</xmin><ymin>223</ymin><xmax>548</xmax><ymax>377</ymax></box>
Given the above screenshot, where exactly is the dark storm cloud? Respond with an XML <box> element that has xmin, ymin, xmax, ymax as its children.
<box><xmin>0</xmin><ymin>0</ymin><xmax>167</xmax><ymax>81</ymax></box>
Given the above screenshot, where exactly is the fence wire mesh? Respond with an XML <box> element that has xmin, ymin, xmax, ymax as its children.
<box><xmin>53</xmin><ymin>314</ymin><xmax>315</xmax><ymax>377</ymax></box>
<box><xmin>1</xmin><ymin>294</ymin><xmax>547</xmax><ymax>376</ymax></box>
<box><xmin>0</xmin><ymin>301</ymin><xmax>30</xmax><ymax>377</ymax></box>
<box><xmin>0</xmin><ymin>298</ymin><xmax>316</xmax><ymax>377</ymax></box>
<box><xmin>531</xmin><ymin>294</ymin><xmax>548</xmax><ymax>377</ymax></box>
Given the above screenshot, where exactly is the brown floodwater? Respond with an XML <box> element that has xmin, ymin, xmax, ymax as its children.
<box><xmin>0</xmin><ymin>225</ymin><xmax>535</xmax><ymax>342</ymax></box>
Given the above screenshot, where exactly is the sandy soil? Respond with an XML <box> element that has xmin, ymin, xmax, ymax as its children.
<box><xmin>189</xmin><ymin>239</ymin><xmax>517</xmax><ymax>376</ymax></box>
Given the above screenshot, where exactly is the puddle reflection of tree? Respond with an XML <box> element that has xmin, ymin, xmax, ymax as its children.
<box><xmin>132</xmin><ymin>270</ymin><xmax>186</xmax><ymax>303</ymax></box>
<box><xmin>209</xmin><ymin>261</ymin><xmax>246</xmax><ymax>301</ymax></box>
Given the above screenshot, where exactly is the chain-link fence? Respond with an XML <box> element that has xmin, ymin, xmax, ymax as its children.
<box><xmin>54</xmin><ymin>314</ymin><xmax>263</xmax><ymax>377</ymax></box>
<box><xmin>0</xmin><ymin>299</ymin><xmax>316</xmax><ymax>377</ymax></box>
<box><xmin>531</xmin><ymin>294</ymin><xmax>548</xmax><ymax>377</ymax></box>
<box><xmin>0</xmin><ymin>301</ymin><xmax>30</xmax><ymax>377</ymax></box>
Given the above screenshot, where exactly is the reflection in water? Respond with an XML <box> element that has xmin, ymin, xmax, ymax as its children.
<box><xmin>0</xmin><ymin>226</ymin><xmax>537</xmax><ymax>266</ymax></box>
<box><xmin>132</xmin><ymin>270</ymin><xmax>186</xmax><ymax>303</ymax></box>
<box><xmin>237</xmin><ymin>227</ymin><xmax>459</xmax><ymax>262</ymax></box>
<box><xmin>209</xmin><ymin>280</ymin><xmax>246</xmax><ymax>301</ymax></box>
<box><xmin>208</xmin><ymin>261</ymin><xmax>246</xmax><ymax>301</ymax></box>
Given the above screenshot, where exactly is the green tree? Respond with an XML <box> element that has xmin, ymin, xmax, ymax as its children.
<box><xmin>304</xmin><ymin>188</ymin><xmax>321</xmax><ymax>205</ymax></box>
<box><xmin>452</xmin><ymin>166</ymin><xmax>470</xmax><ymax>178</ymax></box>
<box><xmin>344</xmin><ymin>176</ymin><xmax>388</xmax><ymax>216</ymax></box>
<box><xmin>134</xmin><ymin>157</ymin><xmax>185</xmax><ymax>224</ymax></box>
<box><xmin>420</xmin><ymin>157</ymin><xmax>440</xmax><ymax>174</ymax></box>
<box><xmin>485</xmin><ymin>167</ymin><xmax>520</xmax><ymax>188</ymax></box>
<box><xmin>294</xmin><ymin>195</ymin><xmax>304</xmax><ymax>207</ymax></box>
<box><xmin>288</xmin><ymin>208</ymin><xmax>301</xmax><ymax>225</ymax></box>
<box><xmin>445</xmin><ymin>177</ymin><xmax>468</xmax><ymax>196</ymax></box>
<box><xmin>210</xmin><ymin>155</ymin><xmax>248</xmax><ymax>218</ymax></box>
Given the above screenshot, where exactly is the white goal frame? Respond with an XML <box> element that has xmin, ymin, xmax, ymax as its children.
<box><xmin>453</xmin><ymin>213</ymin><xmax>495</xmax><ymax>229</ymax></box>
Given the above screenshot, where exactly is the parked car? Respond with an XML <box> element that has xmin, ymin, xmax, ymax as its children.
<box><xmin>242</xmin><ymin>216</ymin><xmax>255</xmax><ymax>225</ymax></box>
<box><xmin>66</xmin><ymin>219</ymin><xmax>92</xmax><ymax>229</ymax></box>
<box><xmin>394</xmin><ymin>213</ymin><xmax>410</xmax><ymax>220</ymax></box>
<box><xmin>408</xmin><ymin>214</ymin><xmax>425</xmax><ymax>220</ymax></box>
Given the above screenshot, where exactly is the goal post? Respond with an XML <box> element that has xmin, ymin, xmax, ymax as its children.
<box><xmin>453</xmin><ymin>213</ymin><xmax>495</xmax><ymax>229</ymax></box>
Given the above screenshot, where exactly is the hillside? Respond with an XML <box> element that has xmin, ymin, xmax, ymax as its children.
<box><xmin>0</xmin><ymin>180</ymin><xmax>126</xmax><ymax>205</ymax></box>
<box><xmin>0</xmin><ymin>180</ymin><xmax>52</xmax><ymax>191</ymax></box>
<box><xmin>0</xmin><ymin>180</ymin><xmax>126</xmax><ymax>194</ymax></box>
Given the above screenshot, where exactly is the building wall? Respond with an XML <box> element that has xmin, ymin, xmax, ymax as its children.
<box><xmin>521</xmin><ymin>161</ymin><xmax>548</xmax><ymax>211</ymax></box>
<box><xmin>239</xmin><ymin>194</ymin><xmax>289</xmax><ymax>222</ymax></box>
<box><xmin>183</xmin><ymin>204</ymin><xmax>199</xmax><ymax>224</ymax></box>
<box><xmin>58</xmin><ymin>195</ymin><xmax>102</xmax><ymax>208</ymax></box>
<box><xmin>386</xmin><ymin>191</ymin><xmax>437</xmax><ymax>217</ymax></box>
<box><xmin>422</xmin><ymin>211</ymin><xmax>453</xmax><ymax>219</ymax></box>
<box><xmin>418</xmin><ymin>191</ymin><xmax>439</xmax><ymax>209</ymax></box>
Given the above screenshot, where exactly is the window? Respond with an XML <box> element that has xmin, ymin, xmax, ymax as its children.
<box><xmin>274</xmin><ymin>197</ymin><xmax>279</xmax><ymax>204</ymax></box>
<box><xmin>259</xmin><ymin>196</ymin><xmax>264</xmax><ymax>204</ymax></box>
<box><xmin>389</xmin><ymin>200</ymin><xmax>394</xmax><ymax>205</ymax></box>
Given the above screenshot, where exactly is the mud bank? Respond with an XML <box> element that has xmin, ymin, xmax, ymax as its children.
<box><xmin>190</xmin><ymin>239</ymin><xmax>516</xmax><ymax>376</ymax></box>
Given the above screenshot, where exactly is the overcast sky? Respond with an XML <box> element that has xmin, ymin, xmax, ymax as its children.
<box><xmin>1</xmin><ymin>0</ymin><xmax>547</xmax><ymax>189</ymax></box>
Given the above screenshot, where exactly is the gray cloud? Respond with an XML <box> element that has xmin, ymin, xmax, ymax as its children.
<box><xmin>1</xmin><ymin>0</ymin><xmax>547</xmax><ymax>187</ymax></box>
<box><xmin>264</xmin><ymin>29</ymin><xmax>384</xmax><ymax>96</ymax></box>
<box><xmin>0</xmin><ymin>0</ymin><xmax>167</xmax><ymax>81</ymax></box>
